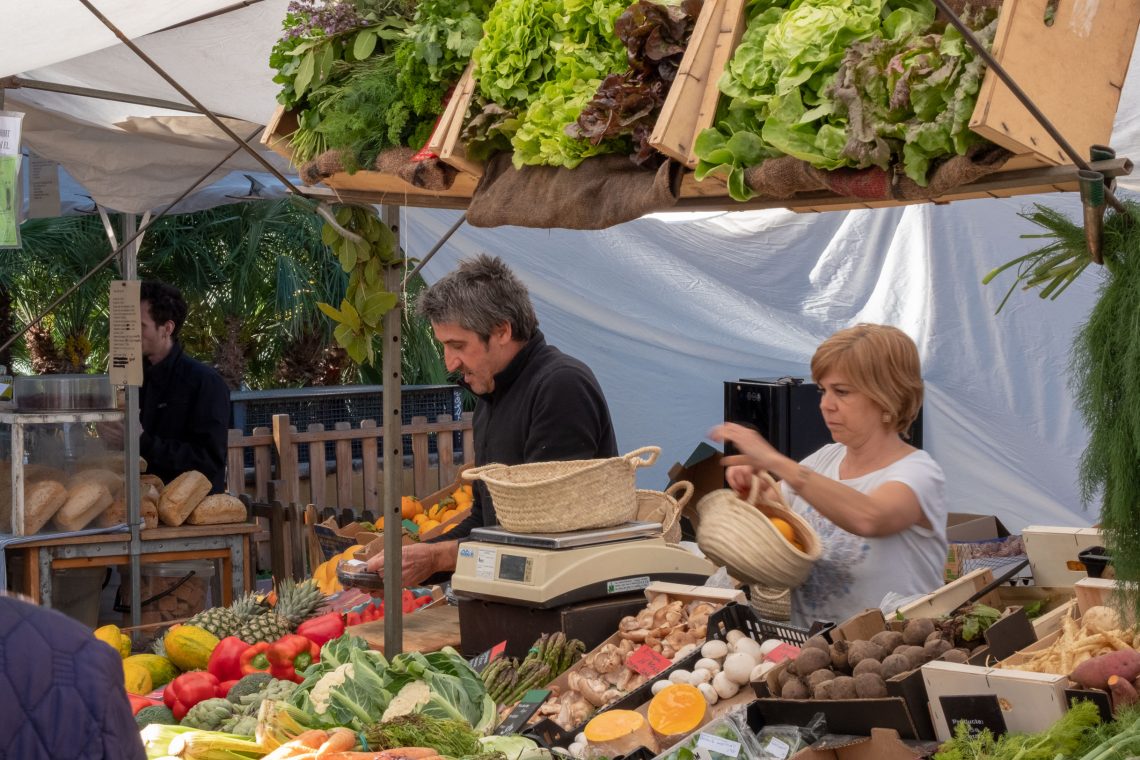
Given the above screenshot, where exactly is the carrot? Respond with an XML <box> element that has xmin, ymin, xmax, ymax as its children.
<box><xmin>316</xmin><ymin>728</ymin><xmax>359</xmax><ymax>757</ymax></box>
<box><xmin>319</xmin><ymin>752</ymin><xmax>442</xmax><ymax>760</ymax></box>
<box><xmin>263</xmin><ymin>731</ymin><xmax>332</xmax><ymax>760</ymax></box>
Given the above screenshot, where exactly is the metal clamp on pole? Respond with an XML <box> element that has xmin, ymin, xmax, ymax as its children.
<box><xmin>1078</xmin><ymin>170</ymin><xmax>1107</xmax><ymax>266</ymax></box>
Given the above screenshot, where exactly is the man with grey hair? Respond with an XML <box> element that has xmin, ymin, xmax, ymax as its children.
<box><xmin>366</xmin><ymin>254</ymin><xmax>617</xmax><ymax>585</ymax></box>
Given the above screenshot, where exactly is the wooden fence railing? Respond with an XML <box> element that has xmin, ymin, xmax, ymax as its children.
<box><xmin>226</xmin><ymin>412</ymin><xmax>474</xmax><ymax>512</ymax></box>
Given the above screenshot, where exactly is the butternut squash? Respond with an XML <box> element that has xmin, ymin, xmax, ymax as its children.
<box><xmin>647</xmin><ymin>683</ymin><xmax>708</xmax><ymax>742</ymax></box>
<box><xmin>583</xmin><ymin>709</ymin><xmax>659</xmax><ymax>756</ymax></box>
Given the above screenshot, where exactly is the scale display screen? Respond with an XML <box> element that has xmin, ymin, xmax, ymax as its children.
<box><xmin>498</xmin><ymin>553</ymin><xmax>531</xmax><ymax>583</ymax></box>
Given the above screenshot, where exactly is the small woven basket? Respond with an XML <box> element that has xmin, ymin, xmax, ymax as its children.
<box><xmin>635</xmin><ymin>481</ymin><xmax>693</xmax><ymax>544</ymax></box>
<box><xmin>749</xmin><ymin>584</ymin><xmax>792</xmax><ymax>622</ymax></box>
<box><xmin>695</xmin><ymin>474</ymin><xmax>821</xmax><ymax>588</ymax></box>
<box><xmin>463</xmin><ymin>446</ymin><xmax>660</xmax><ymax>533</ymax></box>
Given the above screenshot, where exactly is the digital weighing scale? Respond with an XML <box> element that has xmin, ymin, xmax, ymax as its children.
<box><xmin>451</xmin><ymin>520</ymin><xmax>716</xmax><ymax>608</ymax></box>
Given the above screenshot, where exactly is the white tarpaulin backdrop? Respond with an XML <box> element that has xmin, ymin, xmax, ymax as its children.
<box><xmin>6</xmin><ymin>0</ymin><xmax>1140</xmax><ymax>532</ymax></box>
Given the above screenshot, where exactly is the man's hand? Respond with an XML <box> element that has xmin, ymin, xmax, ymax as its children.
<box><xmin>364</xmin><ymin>543</ymin><xmax>438</xmax><ymax>589</ymax></box>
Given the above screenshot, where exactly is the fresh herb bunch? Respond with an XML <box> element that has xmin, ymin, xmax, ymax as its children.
<box><xmin>365</xmin><ymin>714</ymin><xmax>482</xmax><ymax>757</ymax></box>
<box><xmin>933</xmin><ymin>699</ymin><xmax>1100</xmax><ymax>760</ymax></box>
<box><xmin>1071</xmin><ymin>202</ymin><xmax>1140</xmax><ymax>624</ymax></box>
<box><xmin>407</xmin><ymin>0</ymin><xmax>494</xmax><ymax>83</ymax></box>
<box><xmin>983</xmin><ymin>204</ymin><xmax>1096</xmax><ymax>313</ymax></box>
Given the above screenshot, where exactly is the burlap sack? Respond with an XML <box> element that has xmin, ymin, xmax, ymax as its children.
<box><xmin>299</xmin><ymin>147</ymin><xmax>458</xmax><ymax>191</ymax></box>
<box><xmin>743</xmin><ymin>143</ymin><xmax>1012</xmax><ymax>202</ymax></box>
<box><xmin>466</xmin><ymin>153</ymin><xmax>683</xmax><ymax>229</ymax></box>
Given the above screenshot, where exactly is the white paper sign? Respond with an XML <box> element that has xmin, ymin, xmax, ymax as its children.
<box><xmin>762</xmin><ymin>737</ymin><xmax>791</xmax><ymax>760</ymax></box>
<box><xmin>697</xmin><ymin>733</ymin><xmax>742</xmax><ymax>758</ymax></box>
<box><xmin>28</xmin><ymin>153</ymin><xmax>60</xmax><ymax>219</ymax></box>
<box><xmin>475</xmin><ymin>548</ymin><xmax>497</xmax><ymax>579</ymax></box>
<box><xmin>108</xmin><ymin>280</ymin><xmax>144</xmax><ymax>386</ymax></box>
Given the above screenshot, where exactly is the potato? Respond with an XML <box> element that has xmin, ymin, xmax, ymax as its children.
<box><xmin>880</xmin><ymin>653</ymin><xmax>912</xmax><ymax>680</ymax></box>
<box><xmin>903</xmin><ymin>618</ymin><xmax>936</xmax><ymax>645</ymax></box>
<box><xmin>781</xmin><ymin>676</ymin><xmax>809</xmax><ymax>699</ymax></box>
<box><xmin>830</xmin><ymin>640</ymin><xmax>849</xmax><ymax>671</ymax></box>
<box><xmin>804</xmin><ymin>635</ymin><xmax>831</xmax><ymax>653</ymax></box>
<box><xmin>854</xmin><ymin>673</ymin><xmax>888</xmax><ymax>698</ymax></box>
<box><xmin>812</xmin><ymin>680</ymin><xmax>834</xmax><ymax>700</ymax></box>
<box><xmin>941</xmin><ymin>649</ymin><xmax>970</xmax><ymax>664</ymax></box>
<box><xmin>852</xmin><ymin>658</ymin><xmax>882</xmax><ymax>677</ymax></box>
<box><xmin>829</xmin><ymin>675</ymin><xmax>858</xmax><ymax>700</ymax></box>
<box><xmin>807</xmin><ymin>669</ymin><xmax>837</xmax><ymax>688</ymax></box>
<box><xmin>793</xmin><ymin>647</ymin><xmax>832</xmax><ymax>678</ymax></box>
<box><xmin>870</xmin><ymin>630</ymin><xmax>904</xmax><ymax>652</ymax></box>
<box><xmin>924</xmin><ymin>638</ymin><xmax>953</xmax><ymax>660</ymax></box>
<box><xmin>847</xmin><ymin>640</ymin><xmax>887</xmax><ymax>669</ymax></box>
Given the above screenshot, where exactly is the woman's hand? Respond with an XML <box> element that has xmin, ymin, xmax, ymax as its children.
<box><xmin>725</xmin><ymin>464</ymin><xmax>755</xmax><ymax>497</ymax></box>
<box><xmin>710</xmin><ymin>422</ymin><xmax>782</xmax><ymax>472</ymax></box>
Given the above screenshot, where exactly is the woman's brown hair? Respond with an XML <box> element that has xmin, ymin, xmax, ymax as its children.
<box><xmin>811</xmin><ymin>324</ymin><xmax>924</xmax><ymax>435</ymax></box>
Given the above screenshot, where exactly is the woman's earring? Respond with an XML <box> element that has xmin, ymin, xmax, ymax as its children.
<box><xmin>881</xmin><ymin>412</ymin><xmax>891</xmax><ymax>423</ymax></box>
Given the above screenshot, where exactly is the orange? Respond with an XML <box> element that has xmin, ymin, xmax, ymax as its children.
<box><xmin>768</xmin><ymin>516</ymin><xmax>797</xmax><ymax>544</ymax></box>
<box><xmin>401</xmin><ymin>495</ymin><xmax>424</xmax><ymax>520</ymax></box>
<box><xmin>421</xmin><ymin>519</ymin><xmax>440</xmax><ymax>532</ymax></box>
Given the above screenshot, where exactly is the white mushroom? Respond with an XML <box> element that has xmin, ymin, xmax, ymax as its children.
<box><xmin>723</xmin><ymin>652</ymin><xmax>757</xmax><ymax>685</ymax></box>
<box><xmin>712</xmin><ymin>671</ymin><xmax>740</xmax><ymax>699</ymax></box>
<box><xmin>725</xmin><ymin>629</ymin><xmax>747</xmax><ymax>645</ymax></box>
<box><xmin>700</xmin><ymin>640</ymin><xmax>729</xmax><ymax>660</ymax></box>
<box><xmin>698</xmin><ymin>682</ymin><xmax>720</xmax><ymax>705</ymax></box>
<box><xmin>668</xmin><ymin>669</ymin><xmax>692</xmax><ymax>684</ymax></box>
<box><xmin>689</xmin><ymin>667</ymin><xmax>713</xmax><ymax>685</ymax></box>
<box><xmin>694</xmin><ymin>657</ymin><xmax>721</xmax><ymax>674</ymax></box>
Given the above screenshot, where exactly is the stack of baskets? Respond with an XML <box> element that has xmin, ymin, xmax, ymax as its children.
<box><xmin>695</xmin><ymin>473</ymin><xmax>822</xmax><ymax>620</ymax></box>
<box><xmin>635</xmin><ymin>480</ymin><xmax>692</xmax><ymax>544</ymax></box>
<box><xmin>462</xmin><ymin>446</ymin><xmax>660</xmax><ymax>533</ymax></box>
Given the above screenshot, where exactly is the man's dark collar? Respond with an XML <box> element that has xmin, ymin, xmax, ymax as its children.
<box><xmin>471</xmin><ymin>330</ymin><xmax>546</xmax><ymax>401</ymax></box>
<box><xmin>145</xmin><ymin>341</ymin><xmax>184</xmax><ymax>379</ymax></box>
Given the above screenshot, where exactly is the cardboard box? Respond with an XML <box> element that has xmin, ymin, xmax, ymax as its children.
<box><xmin>789</xmin><ymin>727</ymin><xmax>932</xmax><ymax>760</ymax></box>
<box><xmin>896</xmin><ymin>567</ymin><xmax>1072</xmax><ymax>638</ymax></box>
<box><xmin>922</xmin><ymin>659</ymin><xmax>1070</xmax><ymax>741</ymax></box>
<box><xmin>1023</xmin><ymin>526</ymin><xmax>1104</xmax><ymax>588</ymax></box>
<box><xmin>946</xmin><ymin>514</ymin><xmax>1010</xmax><ymax>543</ymax></box>
<box><xmin>667</xmin><ymin>443</ymin><xmax>724</xmax><ymax>533</ymax></box>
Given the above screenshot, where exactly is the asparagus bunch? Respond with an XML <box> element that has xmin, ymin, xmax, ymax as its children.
<box><xmin>480</xmin><ymin>632</ymin><xmax>587</xmax><ymax>705</ymax></box>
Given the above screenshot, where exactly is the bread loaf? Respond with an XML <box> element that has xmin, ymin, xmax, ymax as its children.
<box><xmin>23</xmin><ymin>480</ymin><xmax>68</xmax><ymax>534</ymax></box>
<box><xmin>55</xmin><ymin>482</ymin><xmax>113</xmax><ymax>531</ymax></box>
<box><xmin>67</xmin><ymin>468</ymin><xmax>124</xmax><ymax>496</ymax></box>
<box><xmin>140</xmin><ymin>474</ymin><xmax>165</xmax><ymax>496</ymax></box>
<box><xmin>141</xmin><ymin>498</ymin><xmax>158</xmax><ymax>529</ymax></box>
<box><xmin>24</xmin><ymin>464</ymin><xmax>67</xmax><ymax>484</ymax></box>
<box><xmin>95</xmin><ymin>495</ymin><xmax>127</xmax><ymax>528</ymax></box>
<box><xmin>157</xmin><ymin>471</ymin><xmax>211</xmax><ymax>527</ymax></box>
<box><xmin>81</xmin><ymin>454</ymin><xmax>148</xmax><ymax>474</ymax></box>
<box><xmin>186</xmin><ymin>493</ymin><xmax>247</xmax><ymax>525</ymax></box>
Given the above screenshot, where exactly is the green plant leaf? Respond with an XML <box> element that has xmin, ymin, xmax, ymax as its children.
<box><xmin>317</xmin><ymin>301</ymin><xmax>344</xmax><ymax>322</ymax></box>
<box><xmin>353</xmin><ymin>30</ymin><xmax>378</xmax><ymax>61</ymax></box>
<box><xmin>339</xmin><ymin>299</ymin><xmax>362</xmax><ymax>331</ymax></box>
<box><xmin>338</xmin><ymin>244</ymin><xmax>357</xmax><ymax>272</ymax></box>
<box><xmin>294</xmin><ymin>51</ymin><xmax>315</xmax><ymax>99</ymax></box>
<box><xmin>357</xmin><ymin>290</ymin><xmax>399</xmax><ymax>327</ymax></box>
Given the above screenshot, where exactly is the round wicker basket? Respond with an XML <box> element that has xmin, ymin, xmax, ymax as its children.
<box><xmin>749</xmin><ymin>584</ymin><xmax>792</xmax><ymax>622</ymax></box>
<box><xmin>462</xmin><ymin>446</ymin><xmax>660</xmax><ymax>533</ymax></box>
<box><xmin>695</xmin><ymin>476</ymin><xmax>821</xmax><ymax>588</ymax></box>
<box><xmin>635</xmin><ymin>481</ymin><xmax>692</xmax><ymax>544</ymax></box>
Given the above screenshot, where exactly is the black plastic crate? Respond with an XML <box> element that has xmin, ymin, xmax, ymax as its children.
<box><xmin>526</xmin><ymin>602</ymin><xmax>832</xmax><ymax>749</ymax></box>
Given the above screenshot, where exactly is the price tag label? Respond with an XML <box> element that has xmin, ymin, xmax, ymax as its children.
<box><xmin>469</xmin><ymin>641</ymin><xmax>507</xmax><ymax>674</ymax></box>
<box><xmin>762</xmin><ymin>737</ymin><xmax>790</xmax><ymax>759</ymax></box>
<box><xmin>763</xmin><ymin>643</ymin><xmax>800</xmax><ymax>663</ymax></box>
<box><xmin>697</xmin><ymin>733</ymin><xmax>742</xmax><ymax>758</ymax></box>
<box><xmin>495</xmin><ymin>689</ymin><xmax>551</xmax><ymax>735</ymax></box>
<box><xmin>940</xmin><ymin>694</ymin><xmax>1007</xmax><ymax>738</ymax></box>
<box><xmin>625</xmin><ymin>645</ymin><xmax>673</xmax><ymax>676</ymax></box>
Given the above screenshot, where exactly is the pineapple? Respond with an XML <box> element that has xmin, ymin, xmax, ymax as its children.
<box><xmin>184</xmin><ymin>592</ymin><xmax>264</xmax><ymax>639</ymax></box>
<box><xmin>233</xmin><ymin>579</ymin><xmax>326</xmax><ymax>644</ymax></box>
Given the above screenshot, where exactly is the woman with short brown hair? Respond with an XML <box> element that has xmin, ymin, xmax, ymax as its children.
<box><xmin>712</xmin><ymin>324</ymin><xmax>946</xmax><ymax>625</ymax></box>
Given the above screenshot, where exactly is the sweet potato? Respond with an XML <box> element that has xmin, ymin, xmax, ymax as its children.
<box><xmin>1070</xmin><ymin>649</ymin><xmax>1140</xmax><ymax>689</ymax></box>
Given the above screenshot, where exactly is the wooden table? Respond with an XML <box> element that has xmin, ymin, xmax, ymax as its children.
<box><xmin>348</xmin><ymin>601</ymin><xmax>462</xmax><ymax>654</ymax></box>
<box><xmin>7</xmin><ymin>522</ymin><xmax>257</xmax><ymax>608</ymax></box>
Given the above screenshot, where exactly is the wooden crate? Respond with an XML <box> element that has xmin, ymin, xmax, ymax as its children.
<box><xmin>971</xmin><ymin>0</ymin><xmax>1140</xmax><ymax>165</ymax></box>
<box><xmin>439</xmin><ymin>64</ymin><xmax>484</xmax><ymax>179</ymax></box>
<box><xmin>260</xmin><ymin>106</ymin><xmax>479</xmax><ymax>202</ymax></box>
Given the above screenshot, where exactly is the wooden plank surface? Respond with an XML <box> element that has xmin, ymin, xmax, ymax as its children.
<box><xmin>970</xmin><ymin>0</ymin><xmax>1140</xmax><ymax>164</ymax></box>
<box><xmin>308</xmin><ymin>423</ymin><xmax>327</xmax><ymax>509</ymax></box>
<box><xmin>348</xmin><ymin>602</ymin><xmax>462</xmax><ymax>654</ymax></box>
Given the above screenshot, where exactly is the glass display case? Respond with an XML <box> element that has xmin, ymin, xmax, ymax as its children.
<box><xmin>1</xmin><ymin>374</ymin><xmax>127</xmax><ymax>536</ymax></box>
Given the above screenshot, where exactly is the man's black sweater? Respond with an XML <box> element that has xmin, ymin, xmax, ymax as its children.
<box><xmin>446</xmin><ymin>331</ymin><xmax>618</xmax><ymax>537</ymax></box>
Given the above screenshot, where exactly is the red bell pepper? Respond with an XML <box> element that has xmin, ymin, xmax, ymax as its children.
<box><xmin>218</xmin><ymin>679</ymin><xmax>240</xmax><ymax>697</ymax></box>
<box><xmin>295</xmin><ymin>611</ymin><xmax>345</xmax><ymax>647</ymax></box>
<box><xmin>207</xmin><ymin>636</ymin><xmax>252</xmax><ymax>682</ymax></box>
<box><xmin>239</xmin><ymin>642</ymin><xmax>272</xmax><ymax>675</ymax></box>
<box><xmin>266</xmin><ymin>634</ymin><xmax>321</xmax><ymax>683</ymax></box>
<box><xmin>163</xmin><ymin>671</ymin><xmax>223</xmax><ymax>721</ymax></box>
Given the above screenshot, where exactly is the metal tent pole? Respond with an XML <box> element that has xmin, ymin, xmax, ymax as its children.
<box><xmin>120</xmin><ymin>213</ymin><xmax>143</xmax><ymax>628</ymax></box>
<box><xmin>381</xmin><ymin>205</ymin><xmax>404</xmax><ymax>653</ymax></box>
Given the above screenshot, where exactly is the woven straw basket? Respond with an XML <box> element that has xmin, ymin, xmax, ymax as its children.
<box><xmin>462</xmin><ymin>446</ymin><xmax>660</xmax><ymax>533</ymax></box>
<box><xmin>635</xmin><ymin>481</ymin><xmax>693</xmax><ymax>544</ymax></box>
<box><xmin>695</xmin><ymin>476</ymin><xmax>821</xmax><ymax>588</ymax></box>
<box><xmin>749</xmin><ymin>584</ymin><xmax>792</xmax><ymax>622</ymax></box>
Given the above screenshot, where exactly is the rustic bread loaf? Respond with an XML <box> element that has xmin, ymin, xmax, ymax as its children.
<box><xmin>157</xmin><ymin>471</ymin><xmax>212</xmax><ymax>527</ymax></box>
<box><xmin>141</xmin><ymin>498</ymin><xmax>158</xmax><ymax>529</ymax></box>
<box><xmin>186</xmin><ymin>493</ymin><xmax>247</xmax><ymax>525</ymax></box>
<box><xmin>23</xmin><ymin>480</ymin><xmax>68</xmax><ymax>533</ymax></box>
<box><xmin>95</xmin><ymin>495</ymin><xmax>127</xmax><ymax>528</ymax></box>
<box><xmin>54</xmin><ymin>482</ymin><xmax>113</xmax><ymax>531</ymax></box>
<box><xmin>140</xmin><ymin>474</ymin><xmax>165</xmax><ymax>495</ymax></box>
<box><xmin>67</xmin><ymin>468</ymin><xmax>124</xmax><ymax>496</ymax></box>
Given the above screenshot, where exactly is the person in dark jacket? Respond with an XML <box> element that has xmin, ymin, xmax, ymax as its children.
<box><xmin>365</xmin><ymin>254</ymin><xmax>618</xmax><ymax>585</ymax></box>
<box><xmin>101</xmin><ymin>282</ymin><xmax>230</xmax><ymax>493</ymax></box>
<box><xmin>0</xmin><ymin>593</ymin><xmax>146</xmax><ymax>759</ymax></box>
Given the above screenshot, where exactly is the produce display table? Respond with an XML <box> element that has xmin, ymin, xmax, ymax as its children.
<box><xmin>7</xmin><ymin>522</ymin><xmax>256</xmax><ymax>608</ymax></box>
<box><xmin>348</xmin><ymin>601</ymin><xmax>461</xmax><ymax>654</ymax></box>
